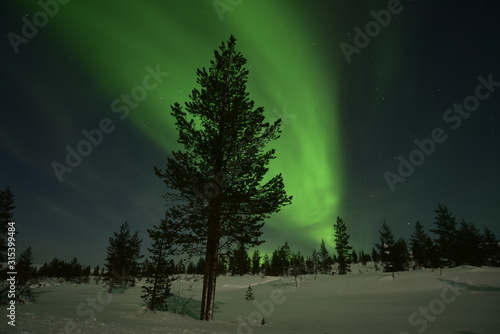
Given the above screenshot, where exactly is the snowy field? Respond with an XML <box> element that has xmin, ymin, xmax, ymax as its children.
<box><xmin>2</xmin><ymin>265</ymin><xmax>500</xmax><ymax>334</ymax></box>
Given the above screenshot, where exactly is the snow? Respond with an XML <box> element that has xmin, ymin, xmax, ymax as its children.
<box><xmin>2</xmin><ymin>265</ymin><xmax>500</xmax><ymax>333</ymax></box>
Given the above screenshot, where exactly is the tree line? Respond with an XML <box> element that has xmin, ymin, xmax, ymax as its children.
<box><xmin>2</xmin><ymin>182</ymin><xmax>499</xmax><ymax>312</ymax></box>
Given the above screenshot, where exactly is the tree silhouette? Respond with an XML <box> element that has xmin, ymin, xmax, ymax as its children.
<box><xmin>270</xmin><ymin>241</ymin><xmax>291</xmax><ymax>276</ymax></box>
<box><xmin>456</xmin><ymin>220</ymin><xmax>482</xmax><ymax>266</ymax></box>
<box><xmin>319</xmin><ymin>239</ymin><xmax>330</xmax><ymax>273</ymax></box>
<box><xmin>104</xmin><ymin>222</ymin><xmax>143</xmax><ymax>291</ymax></box>
<box><xmin>251</xmin><ymin>249</ymin><xmax>261</xmax><ymax>275</ymax></box>
<box><xmin>430</xmin><ymin>204</ymin><xmax>458</xmax><ymax>267</ymax></box>
<box><xmin>228</xmin><ymin>241</ymin><xmax>250</xmax><ymax>276</ymax></box>
<box><xmin>333</xmin><ymin>216</ymin><xmax>352</xmax><ymax>275</ymax></box>
<box><xmin>154</xmin><ymin>35</ymin><xmax>292</xmax><ymax>320</ymax></box>
<box><xmin>482</xmin><ymin>227</ymin><xmax>500</xmax><ymax>266</ymax></box>
<box><xmin>16</xmin><ymin>247</ymin><xmax>37</xmax><ymax>303</ymax></box>
<box><xmin>410</xmin><ymin>221</ymin><xmax>435</xmax><ymax>269</ymax></box>
<box><xmin>141</xmin><ymin>220</ymin><xmax>175</xmax><ymax>311</ymax></box>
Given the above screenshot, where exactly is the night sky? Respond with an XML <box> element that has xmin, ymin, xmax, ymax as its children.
<box><xmin>1</xmin><ymin>1</ymin><xmax>499</xmax><ymax>266</ymax></box>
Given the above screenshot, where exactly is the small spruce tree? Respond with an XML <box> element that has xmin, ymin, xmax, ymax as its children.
<box><xmin>16</xmin><ymin>247</ymin><xmax>37</xmax><ymax>303</ymax></box>
<box><xmin>141</xmin><ymin>220</ymin><xmax>174</xmax><ymax>312</ymax></box>
<box><xmin>245</xmin><ymin>285</ymin><xmax>254</xmax><ymax>300</ymax></box>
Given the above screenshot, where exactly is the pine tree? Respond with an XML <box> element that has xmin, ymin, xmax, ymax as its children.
<box><xmin>68</xmin><ymin>257</ymin><xmax>83</xmax><ymax>282</ymax></box>
<box><xmin>375</xmin><ymin>221</ymin><xmax>396</xmax><ymax>272</ymax></box>
<box><xmin>410</xmin><ymin>221</ymin><xmax>435</xmax><ymax>269</ymax></box>
<box><xmin>251</xmin><ymin>249</ymin><xmax>261</xmax><ymax>275</ymax></box>
<box><xmin>187</xmin><ymin>261</ymin><xmax>196</xmax><ymax>274</ymax></box>
<box><xmin>351</xmin><ymin>249</ymin><xmax>358</xmax><ymax>264</ymax></box>
<box><xmin>82</xmin><ymin>265</ymin><xmax>91</xmax><ymax>284</ymax></box>
<box><xmin>319</xmin><ymin>239</ymin><xmax>330</xmax><ymax>273</ymax></box>
<box><xmin>17</xmin><ymin>247</ymin><xmax>36</xmax><ymax>285</ymax></box>
<box><xmin>0</xmin><ymin>186</ymin><xmax>15</xmax><ymax>265</ymax></box>
<box><xmin>104</xmin><ymin>222</ymin><xmax>143</xmax><ymax>291</ymax></box>
<box><xmin>244</xmin><ymin>285</ymin><xmax>254</xmax><ymax>300</ymax></box>
<box><xmin>311</xmin><ymin>249</ymin><xmax>319</xmax><ymax>276</ymax></box>
<box><xmin>270</xmin><ymin>242</ymin><xmax>291</xmax><ymax>276</ymax></box>
<box><xmin>391</xmin><ymin>238</ymin><xmax>410</xmax><ymax>272</ymax></box>
<box><xmin>482</xmin><ymin>227</ymin><xmax>500</xmax><ymax>266</ymax></box>
<box><xmin>141</xmin><ymin>221</ymin><xmax>174</xmax><ymax>312</ymax></box>
<box><xmin>333</xmin><ymin>216</ymin><xmax>353</xmax><ymax>275</ymax></box>
<box><xmin>16</xmin><ymin>247</ymin><xmax>37</xmax><ymax>303</ymax></box>
<box><xmin>429</xmin><ymin>204</ymin><xmax>458</xmax><ymax>267</ymax></box>
<box><xmin>228</xmin><ymin>242</ymin><xmax>250</xmax><ymax>276</ymax></box>
<box><xmin>154</xmin><ymin>35</ymin><xmax>292</xmax><ymax>320</ymax></box>
<box><xmin>290</xmin><ymin>251</ymin><xmax>305</xmax><ymax>286</ymax></box>
<box><xmin>290</xmin><ymin>251</ymin><xmax>305</xmax><ymax>270</ymax></box>
<box><xmin>261</xmin><ymin>253</ymin><xmax>271</xmax><ymax>276</ymax></box>
<box><xmin>175</xmin><ymin>259</ymin><xmax>186</xmax><ymax>274</ymax></box>
<box><xmin>456</xmin><ymin>220</ymin><xmax>483</xmax><ymax>266</ymax></box>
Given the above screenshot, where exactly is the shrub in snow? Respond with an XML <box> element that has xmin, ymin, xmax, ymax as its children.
<box><xmin>245</xmin><ymin>285</ymin><xmax>254</xmax><ymax>300</ymax></box>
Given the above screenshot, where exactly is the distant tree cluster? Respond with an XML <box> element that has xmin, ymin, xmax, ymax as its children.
<box><xmin>38</xmin><ymin>257</ymin><xmax>93</xmax><ymax>283</ymax></box>
<box><xmin>193</xmin><ymin>205</ymin><xmax>500</xmax><ymax>278</ymax></box>
<box><xmin>374</xmin><ymin>204</ymin><xmax>500</xmax><ymax>273</ymax></box>
<box><xmin>205</xmin><ymin>216</ymin><xmax>356</xmax><ymax>278</ymax></box>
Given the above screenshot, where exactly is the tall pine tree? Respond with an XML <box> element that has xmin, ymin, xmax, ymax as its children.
<box><xmin>333</xmin><ymin>216</ymin><xmax>352</xmax><ymax>275</ymax></box>
<box><xmin>154</xmin><ymin>35</ymin><xmax>292</xmax><ymax>320</ymax></box>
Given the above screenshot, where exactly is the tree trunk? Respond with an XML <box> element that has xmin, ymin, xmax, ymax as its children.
<box><xmin>201</xmin><ymin>117</ymin><xmax>224</xmax><ymax>321</ymax></box>
<box><xmin>200</xmin><ymin>235</ymin><xmax>220</xmax><ymax>320</ymax></box>
<box><xmin>200</xmin><ymin>207</ymin><xmax>221</xmax><ymax>321</ymax></box>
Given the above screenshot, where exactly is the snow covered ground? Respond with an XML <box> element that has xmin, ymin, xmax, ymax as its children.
<box><xmin>2</xmin><ymin>265</ymin><xmax>500</xmax><ymax>333</ymax></box>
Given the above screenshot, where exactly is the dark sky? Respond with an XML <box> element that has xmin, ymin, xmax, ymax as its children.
<box><xmin>1</xmin><ymin>0</ymin><xmax>499</xmax><ymax>266</ymax></box>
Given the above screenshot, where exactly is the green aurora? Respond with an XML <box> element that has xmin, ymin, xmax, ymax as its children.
<box><xmin>15</xmin><ymin>1</ymin><xmax>343</xmax><ymax>250</ymax></box>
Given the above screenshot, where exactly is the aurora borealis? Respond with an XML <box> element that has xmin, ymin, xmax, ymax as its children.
<box><xmin>1</xmin><ymin>1</ymin><xmax>499</xmax><ymax>265</ymax></box>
